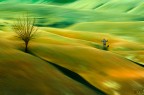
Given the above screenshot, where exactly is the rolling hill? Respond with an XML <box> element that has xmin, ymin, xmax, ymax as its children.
<box><xmin>68</xmin><ymin>21</ymin><xmax>144</xmax><ymax>43</ymax></box>
<box><xmin>0</xmin><ymin>0</ymin><xmax>144</xmax><ymax>95</ymax></box>
<box><xmin>0</xmin><ymin>0</ymin><xmax>144</xmax><ymax>29</ymax></box>
<box><xmin>0</xmin><ymin>24</ymin><xmax>144</xmax><ymax>94</ymax></box>
<box><xmin>2</xmin><ymin>26</ymin><xmax>143</xmax><ymax>95</ymax></box>
<box><xmin>0</xmin><ymin>32</ymin><xmax>102</xmax><ymax>95</ymax></box>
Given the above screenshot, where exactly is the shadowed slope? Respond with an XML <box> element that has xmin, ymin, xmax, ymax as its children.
<box><xmin>30</xmin><ymin>43</ymin><xmax>144</xmax><ymax>95</ymax></box>
<box><xmin>0</xmin><ymin>43</ymin><xmax>99</xmax><ymax>95</ymax></box>
<box><xmin>49</xmin><ymin>61</ymin><xmax>105</xmax><ymax>95</ymax></box>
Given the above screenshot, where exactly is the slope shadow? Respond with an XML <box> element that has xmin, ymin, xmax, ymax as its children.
<box><xmin>128</xmin><ymin>59</ymin><xmax>144</xmax><ymax>67</ymax></box>
<box><xmin>35</xmin><ymin>21</ymin><xmax>75</xmax><ymax>28</ymax></box>
<box><xmin>28</xmin><ymin>51</ymin><xmax>106</xmax><ymax>95</ymax></box>
<box><xmin>47</xmin><ymin>61</ymin><xmax>106</xmax><ymax>95</ymax></box>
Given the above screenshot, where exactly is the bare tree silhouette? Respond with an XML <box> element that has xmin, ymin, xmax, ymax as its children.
<box><xmin>12</xmin><ymin>15</ymin><xmax>38</xmax><ymax>52</ymax></box>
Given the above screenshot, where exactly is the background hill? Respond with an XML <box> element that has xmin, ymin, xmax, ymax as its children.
<box><xmin>0</xmin><ymin>0</ymin><xmax>144</xmax><ymax>15</ymax></box>
<box><xmin>0</xmin><ymin>0</ymin><xmax>144</xmax><ymax>28</ymax></box>
<box><xmin>0</xmin><ymin>0</ymin><xmax>77</xmax><ymax>3</ymax></box>
<box><xmin>68</xmin><ymin>21</ymin><xmax>144</xmax><ymax>43</ymax></box>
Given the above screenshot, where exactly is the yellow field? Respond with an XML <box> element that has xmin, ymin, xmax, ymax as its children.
<box><xmin>0</xmin><ymin>33</ymin><xmax>98</xmax><ymax>95</ymax></box>
<box><xmin>1</xmin><ymin>26</ymin><xmax>143</xmax><ymax>95</ymax></box>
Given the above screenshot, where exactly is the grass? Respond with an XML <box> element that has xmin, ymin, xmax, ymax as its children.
<box><xmin>29</xmin><ymin>40</ymin><xmax>144</xmax><ymax>95</ymax></box>
<box><xmin>68</xmin><ymin>21</ymin><xmax>144</xmax><ymax>43</ymax></box>
<box><xmin>1</xmin><ymin>25</ymin><xmax>144</xmax><ymax>95</ymax></box>
<box><xmin>0</xmin><ymin>1</ymin><xmax>144</xmax><ymax>95</ymax></box>
<box><xmin>0</xmin><ymin>40</ymin><xmax>98</xmax><ymax>95</ymax></box>
<box><xmin>0</xmin><ymin>22</ymin><xmax>144</xmax><ymax>95</ymax></box>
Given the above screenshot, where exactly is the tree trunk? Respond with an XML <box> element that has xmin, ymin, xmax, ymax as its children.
<box><xmin>25</xmin><ymin>42</ymin><xmax>28</xmax><ymax>53</ymax></box>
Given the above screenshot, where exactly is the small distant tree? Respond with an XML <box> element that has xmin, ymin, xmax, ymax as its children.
<box><xmin>12</xmin><ymin>15</ymin><xmax>38</xmax><ymax>52</ymax></box>
<box><xmin>101</xmin><ymin>38</ymin><xmax>109</xmax><ymax>50</ymax></box>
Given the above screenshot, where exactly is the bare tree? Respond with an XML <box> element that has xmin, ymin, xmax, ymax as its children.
<box><xmin>12</xmin><ymin>15</ymin><xmax>38</xmax><ymax>52</ymax></box>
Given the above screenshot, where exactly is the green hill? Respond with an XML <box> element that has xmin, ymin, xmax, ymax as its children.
<box><xmin>68</xmin><ymin>21</ymin><xmax>144</xmax><ymax>43</ymax></box>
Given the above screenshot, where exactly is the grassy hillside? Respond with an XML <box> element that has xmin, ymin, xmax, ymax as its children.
<box><xmin>29</xmin><ymin>28</ymin><xmax>144</xmax><ymax>95</ymax></box>
<box><xmin>68</xmin><ymin>21</ymin><xmax>144</xmax><ymax>43</ymax></box>
<box><xmin>63</xmin><ymin>0</ymin><xmax>144</xmax><ymax>15</ymax></box>
<box><xmin>0</xmin><ymin>26</ymin><xmax>143</xmax><ymax>95</ymax></box>
<box><xmin>0</xmin><ymin>33</ymin><xmax>101</xmax><ymax>95</ymax></box>
<box><xmin>30</xmin><ymin>43</ymin><xmax>144</xmax><ymax>95</ymax></box>
<box><xmin>128</xmin><ymin>2</ymin><xmax>144</xmax><ymax>15</ymax></box>
<box><xmin>67</xmin><ymin>21</ymin><xmax>144</xmax><ymax>64</ymax></box>
<box><xmin>0</xmin><ymin>1</ymin><xmax>144</xmax><ymax>95</ymax></box>
<box><xmin>0</xmin><ymin>3</ymin><xmax>144</xmax><ymax>29</ymax></box>
<box><xmin>0</xmin><ymin>0</ymin><xmax>77</xmax><ymax>4</ymax></box>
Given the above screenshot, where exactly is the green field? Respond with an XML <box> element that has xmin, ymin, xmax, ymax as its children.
<box><xmin>0</xmin><ymin>0</ymin><xmax>144</xmax><ymax>95</ymax></box>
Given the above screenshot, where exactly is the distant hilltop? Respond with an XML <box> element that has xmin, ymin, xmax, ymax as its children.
<box><xmin>0</xmin><ymin>0</ymin><xmax>77</xmax><ymax>4</ymax></box>
<box><xmin>0</xmin><ymin>0</ymin><xmax>144</xmax><ymax>14</ymax></box>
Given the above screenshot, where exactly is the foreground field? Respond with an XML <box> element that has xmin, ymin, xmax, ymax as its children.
<box><xmin>0</xmin><ymin>25</ymin><xmax>144</xmax><ymax>95</ymax></box>
<box><xmin>0</xmin><ymin>32</ymin><xmax>101</xmax><ymax>95</ymax></box>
